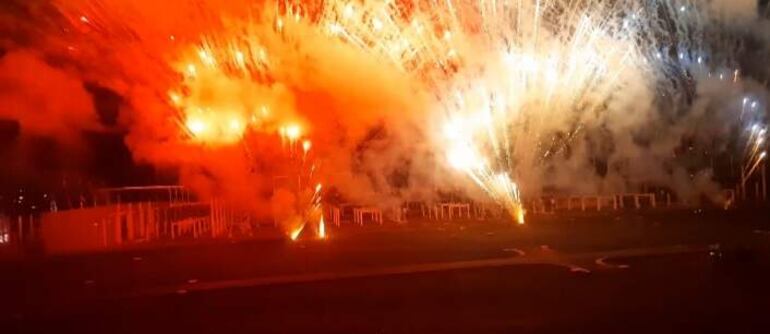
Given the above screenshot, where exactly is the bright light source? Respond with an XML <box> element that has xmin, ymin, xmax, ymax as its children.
<box><xmin>290</xmin><ymin>224</ymin><xmax>304</xmax><ymax>241</ymax></box>
<box><xmin>186</xmin><ymin>64</ymin><xmax>197</xmax><ymax>76</ymax></box>
<box><xmin>372</xmin><ymin>17</ymin><xmax>383</xmax><ymax>31</ymax></box>
<box><xmin>186</xmin><ymin>118</ymin><xmax>207</xmax><ymax>136</ymax></box>
<box><xmin>168</xmin><ymin>92</ymin><xmax>182</xmax><ymax>106</ymax></box>
<box><xmin>447</xmin><ymin>144</ymin><xmax>479</xmax><ymax>171</ymax></box>
<box><xmin>229</xmin><ymin>119</ymin><xmax>242</xmax><ymax>132</ymax></box>
<box><xmin>318</xmin><ymin>216</ymin><xmax>326</xmax><ymax>239</ymax></box>
<box><xmin>286</xmin><ymin>124</ymin><xmax>301</xmax><ymax>140</ymax></box>
<box><xmin>343</xmin><ymin>4</ymin><xmax>354</xmax><ymax>18</ymax></box>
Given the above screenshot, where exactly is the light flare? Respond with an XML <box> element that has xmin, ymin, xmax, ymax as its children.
<box><xmin>286</xmin><ymin>124</ymin><xmax>301</xmax><ymax>141</ymax></box>
<box><xmin>289</xmin><ymin>224</ymin><xmax>304</xmax><ymax>241</ymax></box>
<box><xmin>318</xmin><ymin>216</ymin><xmax>326</xmax><ymax>239</ymax></box>
<box><xmin>184</xmin><ymin>113</ymin><xmax>247</xmax><ymax>144</ymax></box>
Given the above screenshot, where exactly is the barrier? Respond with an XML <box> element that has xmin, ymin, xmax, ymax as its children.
<box><xmin>438</xmin><ymin>203</ymin><xmax>471</xmax><ymax>220</ymax></box>
<box><xmin>328</xmin><ymin>206</ymin><xmax>341</xmax><ymax>227</ymax></box>
<box><xmin>531</xmin><ymin>193</ymin><xmax>658</xmax><ymax>213</ymax></box>
<box><xmin>36</xmin><ymin>199</ymin><xmax>248</xmax><ymax>254</ymax></box>
<box><xmin>391</xmin><ymin>206</ymin><xmax>408</xmax><ymax>223</ymax></box>
<box><xmin>421</xmin><ymin>204</ymin><xmax>440</xmax><ymax>220</ymax></box>
<box><xmin>353</xmin><ymin>207</ymin><xmax>383</xmax><ymax>225</ymax></box>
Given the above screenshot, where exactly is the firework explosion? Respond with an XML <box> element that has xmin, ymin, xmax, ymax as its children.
<box><xmin>2</xmin><ymin>0</ymin><xmax>768</xmax><ymax>226</ymax></box>
<box><xmin>316</xmin><ymin>0</ymin><xmax>668</xmax><ymax>220</ymax></box>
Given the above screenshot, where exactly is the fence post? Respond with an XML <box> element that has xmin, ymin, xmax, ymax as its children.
<box><xmin>17</xmin><ymin>216</ymin><xmax>23</xmax><ymax>242</ymax></box>
<box><xmin>209</xmin><ymin>199</ymin><xmax>215</xmax><ymax>237</ymax></box>
<box><xmin>115</xmin><ymin>202</ymin><xmax>122</xmax><ymax>245</ymax></box>
<box><xmin>139</xmin><ymin>202</ymin><xmax>146</xmax><ymax>240</ymax></box>
<box><xmin>127</xmin><ymin>203</ymin><xmax>135</xmax><ymax>241</ymax></box>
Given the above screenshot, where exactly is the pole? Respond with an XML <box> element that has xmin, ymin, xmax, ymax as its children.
<box><xmin>17</xmin><ymin>215</ymin><xmax>23</xmax><ymax>242</ymax></box>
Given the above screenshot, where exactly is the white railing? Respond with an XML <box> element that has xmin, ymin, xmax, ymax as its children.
<box><xmin>531</xmin><ymin>193</ymin><xmax>660</xmax><ymax>214</ymax></box>
<box><xmin>36</xmin><ymin>199</ymin><xmax>250</xmax><ymax>254</ymax></box>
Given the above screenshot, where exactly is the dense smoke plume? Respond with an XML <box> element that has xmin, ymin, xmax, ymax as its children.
<box><xmin>0</xmin><ymin>46</ymin><xmax>106</xmax><ymax>190</ymax></box>
<box><xmin>0</xmin><ymin>0</ymin><xmax>768</xmax><ymax>226</ymax></box>
<box><xmin>0</xmin><ymin>50</ymin><xmax>100</xmax><ymax>142</ymax></box>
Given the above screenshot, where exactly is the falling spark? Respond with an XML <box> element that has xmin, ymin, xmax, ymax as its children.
<box><xmin>290</xmin><ymin>224</ymin><xmax>305</xmax><ymax>241</ymax></box>
<box><xmin>318</xmin><ymin>216</ymin><xmax>326</xmax><ymax>239</ymax></box>
<box><xmin>516</xmin><ymin>208</ymin><xmax>526</xmax><ymax>225</ymax></box>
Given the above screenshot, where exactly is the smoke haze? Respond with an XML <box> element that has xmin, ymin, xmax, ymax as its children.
<box><xmin>0</xmin><ymin>0</ymin><xmax>768</xmax><ymax>223</ymax></box>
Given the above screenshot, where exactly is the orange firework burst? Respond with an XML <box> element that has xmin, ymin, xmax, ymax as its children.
<box><xmin>42</xmin><ymin>0</ymin><xmax>742</xmax><ymax>216</ymax></box>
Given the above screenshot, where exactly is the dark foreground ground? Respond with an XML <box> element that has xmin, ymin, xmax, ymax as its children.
<box><xmin>2</xmin><ymin>209</ymin><xmax>770</xmax><ymax>333</ymax></box>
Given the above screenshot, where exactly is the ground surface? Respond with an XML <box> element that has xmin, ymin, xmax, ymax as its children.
<box><xmin>2</xmin><ymin>209</ymin><xmax>770</xmax><ymax>333</ymax></box>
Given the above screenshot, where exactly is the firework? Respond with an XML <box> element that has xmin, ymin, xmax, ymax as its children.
<box><xmin>744</xmin><ymin>124</ymin><xmax>767</xmax><ymax>181</ymax></box>
<box><xmin>312</xmin><ymin>0</ymin><xmax>731</xmax><ymax>217</ymax></box>
<box><xmin>319</xmin><ymin>215</ymin><xmax>327</xmax><ymax>239</ymax></box>
<box><xmin>289</xmin><ymin>223</ymin><xmax>304</xmax><ymax>241</ymax></box>
<box><xmin>737</xmin><ymin>92</ymin><xmax>768</xmax><ymax>198</ymax></box>
<box><xmin>47</xmin><ymin>0</ymin><xmax>749</xmax><ymax>216</ymax></box>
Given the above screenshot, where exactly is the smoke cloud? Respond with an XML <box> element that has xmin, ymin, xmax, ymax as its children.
<box><xmin>1</xmin><ymin>0</ymin><xmax>768</xmax><ymax>224</ymax></box>
<box><xmin>0</xmin><ymin>50</ymin><xmax>99</xmax><ymax>143</ymax></box>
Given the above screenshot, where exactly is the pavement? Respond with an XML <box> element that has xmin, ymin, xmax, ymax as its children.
<box><xmin>2</xmin><ymin>209</ymin><xmax>770</xmax><ymax>333</ymax></box>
